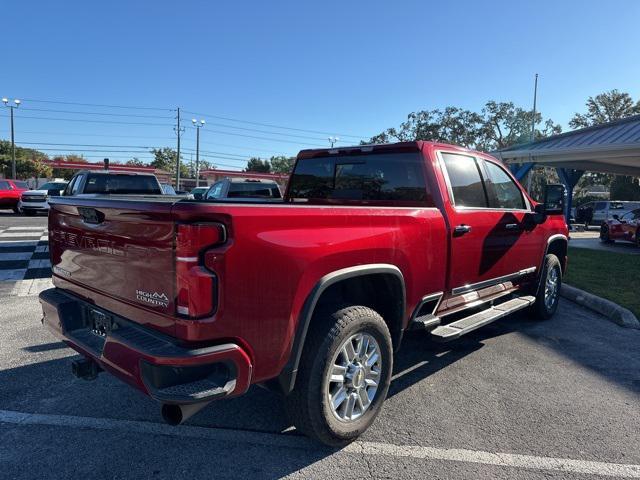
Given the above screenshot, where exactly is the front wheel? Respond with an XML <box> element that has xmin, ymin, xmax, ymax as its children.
<box><xmin>529</xmin><ymin>254</ymin><xmax>562</xmax><ymax>320</ymax></box>
<box><xmin>23</xmin><ymin>209</ymin><xmax>36</xmax><ymax>216</ymax></box>
<box><xmin>285</xmin><ymin>305</ymin><xmax>393</xmax><ymax>446</ymax></box>
<box><xmin>600</xmin><ymin>224</ymin><xmax>613</xmax><ymax>243</ymax></box>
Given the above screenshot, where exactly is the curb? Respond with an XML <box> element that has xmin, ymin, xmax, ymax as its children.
<box><xmin>560</xmin><ymin>284</ymin><xmax>640</xmax><ymax>329</ymax></box>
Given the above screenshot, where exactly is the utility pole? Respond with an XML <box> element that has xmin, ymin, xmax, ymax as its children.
<box><xmin>527</xmin><ymin>74</ymin><xmax>539</xmax><ymax>193</ymax></box>
<box><xmin>530</xmin><ymin>73</ymin><xmax>538</xmax><ymax>142</ymax></box>
<box><xmin>328</xmin><ymin>136</ymin><xmax>339</xmax><ymax>148</ymax></box>
<box><xmin>174</xmin><ymin>107</ymin><xmax>184</xmax><ymax>189</ymax></box>
<box><xmin>192</xmin><ymin>118</ymin><xmax>205</xmax><ymax>187</ymax></box>
<box><xmin>2</xmin><ymin>97</ymin><xmax>21</xmax><ymax>179</ymax></box>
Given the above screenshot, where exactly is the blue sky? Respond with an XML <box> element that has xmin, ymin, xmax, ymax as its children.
<box><xmin>1</xmin><ymin>0</ymin><xmax>640</xmax><ymax>169</ymax></box>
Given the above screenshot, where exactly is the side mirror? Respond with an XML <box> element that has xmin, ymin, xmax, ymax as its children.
<box><xmin>48</xmin><ymin>189</ymin><xmax>61</xmax><ymax>197</ymax></box>
<box><xmin>612</xmin><ymin>214</ymin><xmax>620</xmax><ymax>221</ymax></box>
<box><xmin>542</xmin><ymin>184</ymin><xmax>565</xmax><ymax>215</ymax></box>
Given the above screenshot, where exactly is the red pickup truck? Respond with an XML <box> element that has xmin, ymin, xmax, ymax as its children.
<box><xmin>40</xmin><ymin>141</ymin><xmax>568</xmax><ymax>445</ymax></box>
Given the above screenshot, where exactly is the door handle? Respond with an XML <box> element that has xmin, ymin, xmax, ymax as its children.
<box><xmin>453</xmin><ymin>224</ymin><xmax>472</xmax><ymax>236</ymax></box>
<box><xmin>505</xmin><ymin>223</ymin><xmax>520</xmax><ymax>230</ymax></box>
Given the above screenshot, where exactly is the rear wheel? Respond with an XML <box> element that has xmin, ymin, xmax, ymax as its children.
<box><xmin>12</xmin><ymin>207</ymin><xmax>20</xmax><ymax>214</ymax></box>
<box><xmin>285</xmin><ymin>305</ymin><xmax>392</xmax><ymax>446</ymax></box>
<box><xmin>529</xmin><ymin>254</ymin><xmax>562</xmax><ymax>320</ymax></box>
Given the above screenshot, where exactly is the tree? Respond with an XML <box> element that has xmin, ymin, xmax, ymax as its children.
<box><xmin>49</xmin><ymin>154</ymin><xmax>88</xmax><ymax>180</ymax></box>
<box><xmin>150</xmin><ymin>147</ymin><xmax>189</xmax><ymax>178</ymax></box>
<box><xmin>269</xmin><ymin>155</ymin><xmax>295</xmax><ymax>174</ymax></box>
<box><xmin>246</xmin><ymin>157</ymin><xmax>271</xmax><ymax>173</ymax></box>
<box><xmin>610</xmin><ymin>176</ymin><xmax>640</xmax><ymax>201</ymax></box>
<box><xmin>0</xmin><ymin>140</ymin><xmax>52</xmax><ymax>179</ymax></box>
<box><xmin>365</xmin><ymin>101</ymin><xmax>561</xmax><ymax>151</ymax></box>
<box><xmin>126</xmin><ymin>157</ymin><xmax>145</xmax><ymax>167</ymax></box>
<box><xmin>569</xmin><ymin>90</ymin><xmax>640</xmax><ymax>200</ymax></box>
<box><xmin>570</xmin><ymin>89</ymin><xmax>640</xmax><ymax>129</ymax></box>
<box><xmin>479</xmin><ymin>101</ymin><xmax>561</xmax><ymax>150</ymax></box>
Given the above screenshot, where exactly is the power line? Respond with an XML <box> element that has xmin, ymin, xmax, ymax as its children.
<box><xmin>21</xmin><ymin>98</ymin><xmax>172</xmax><ymax>111</ymax></box>
<box><xmin>182</xmin><ymin>109</ymin><xmax>367</xmax><ymax>139</ymax></box>
<box><xmin>20</xmin><ymin>107</ymin><xmax>174</xmax><ymax>119</ymax></box>
<box><xmin>6</xmin><ymin>130</ymin><xmax>296</xmax><ymax>155</ymax></box>
<box><xmin>0</xmin><ymin>114</ymin><xmax>172</xmax><ymax>127</ymax></box>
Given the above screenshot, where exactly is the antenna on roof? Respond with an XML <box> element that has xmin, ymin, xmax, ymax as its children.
<box><xmin>104</xmin><ymin>158</ymin><xmax>110</xmax><ymax>171</ymax></box>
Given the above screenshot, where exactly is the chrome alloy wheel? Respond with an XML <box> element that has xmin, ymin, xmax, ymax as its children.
<box><xmin>326</xmin><ymin>332</ymin><xmax>382</xmax><ymax>422</ymax></box>
<box><xmin>544</xmin><ymin>266</ymin><xmax>560</xmax><ymax>310</ymax></box>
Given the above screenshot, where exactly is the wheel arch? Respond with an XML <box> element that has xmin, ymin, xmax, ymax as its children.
<box><xmin>275</xmin><ymin>264</ymin><xmax>405</xmax><ymax>395</ymax></box>
<box><xmin>546</xmin><ymin>234</ymin><xmax>568</xmax><ymax>273</ymax></box>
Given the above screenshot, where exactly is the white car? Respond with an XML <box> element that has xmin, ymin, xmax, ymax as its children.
<box><xmin>18</xmin><ymin>181</ymin><xmax>68</xmax><ymax>216</ymax></box>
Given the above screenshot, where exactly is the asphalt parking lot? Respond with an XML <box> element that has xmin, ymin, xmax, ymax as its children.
<box><xmin>1</xmin><ymin>212</ymin><xmax>640</xmax><ymax>479</ymax></box>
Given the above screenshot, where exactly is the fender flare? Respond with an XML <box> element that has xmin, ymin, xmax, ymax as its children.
<box><xmin>276</xmin><ymin>263</ymin><xmax>405</xmax><ymax>394</ymax></box>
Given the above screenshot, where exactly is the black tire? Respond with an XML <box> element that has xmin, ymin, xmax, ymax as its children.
<box><xmin>635</xmin><ymin>228</ymin><xmax>640</xmax><ymax>248</ymax></box>
<box><xmin>600</xmin><ymin>224</ymin><xmax>613</xmax><ymax>243</ymax></box>
<box><xmin>529</xmin><ymin>254</ymin><xmax>562</xmax><ymax>320</ymax></box>
<box><xmin>284</xmin><ymin>305</ymin><xmax>393</xmax><ymax>447</ymax></box>
<box><xmin>12</xmin><ymin>207</ymin><xmax>20</xmax><ymax>214</ymax></box>
<box><xmin>23</xmin><ymin>209</ymin><xmax>36</xmax><ymax>216</ymax></box>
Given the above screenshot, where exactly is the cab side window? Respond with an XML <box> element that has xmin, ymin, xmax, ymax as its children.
<box><xmin>441</xmin><ymin>153</ymin><xmax>487</xmax><ymax>208</ymax></box>
<box><xmin>71</xmin><ymin>175</ymin><xmax>84</xmax><ymax>195</ymax></box>
<box><xmin>206</xmin><ymin>182</ymin><xmax>224</xmax><ymax>199</ymax></box>
<box><xmin>0</xmin><ymin>180</ymin><xmax>10</xmax><ymax>190</ymax></box>
<box><xmin>481</xmin><ymin>160</ymin><xmax>526</xmax><ymax>210</ymax></box>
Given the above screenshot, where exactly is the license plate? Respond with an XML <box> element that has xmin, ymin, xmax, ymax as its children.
<box><xmin>89</xmin><ymin>308</ymin><xmax>114</xmax><ymax>337</ymax></box>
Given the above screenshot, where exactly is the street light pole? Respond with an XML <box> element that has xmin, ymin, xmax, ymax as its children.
<box><xmin>174</xmin><ymin>107</ymin><xmax>184</xmax><ymax>190</ymax></box>
<box><xmin>328</xmin><ymin>136</ymin><xmax>339</xmax><ymax>148</ymax></box>
<box><xmin>2</xmin><ymin>97</ymin><xmax>21</xmax><ymax>179</ymax></box>
<box><xmin>192</xmin><ymin>118</ymin><xmax>205</xmax><ymax>187</ymax></box>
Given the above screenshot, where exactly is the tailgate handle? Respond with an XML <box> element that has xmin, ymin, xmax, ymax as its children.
<box><xmin>78</xmin><ymin>207</ymin><xmax>104</xmax><ymax>225</ymax></box>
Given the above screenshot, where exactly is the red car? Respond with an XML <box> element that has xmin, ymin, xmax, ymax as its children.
<box><xmin>600</xmin><ymin>208</ymin><xmax>640</xmax><ymax>246</ymax></box>
<box><xmin>40</xmin><ymin>141</ymin><xmax>568</xmax><ymax>445</ymax></box>
<box><xmin>0</xmin><ymin>179</ymin><xmax>30</xmax><ymax>213</ymax></box>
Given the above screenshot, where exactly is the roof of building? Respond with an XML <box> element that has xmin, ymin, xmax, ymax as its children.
<box><xmin>494</xmin><ymin>115</ymin><xmax>640</xmax><ymax>175</ymax></box>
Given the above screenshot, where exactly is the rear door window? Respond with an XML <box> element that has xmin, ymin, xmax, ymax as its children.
<box><xmin>288</xmin><ymin>152</ymin><xmax>431</xmax><ymax>206</ymax></box>
<box><xmin>594</xmin><ymin>202</ymin><xmax>607</xmax><ymax>210</ymax></box>
<box><xmin>481</xmin><ymin>160</ymin><xmax>525</xmax><ymax>209</ymax></box>
<box><xmin>0</xmin><ymin>181</ymin><xmax>10</xmax><ymax>190</ymax></box>
<box><xmin>441</xmin><ymin>153</ymin><xmax>487</xmax><ymax>208</ymax></box>
<box><xmin>13</xmin><ymin>181</ymin><xmax>29</xmax><ymax>189</ymax></box>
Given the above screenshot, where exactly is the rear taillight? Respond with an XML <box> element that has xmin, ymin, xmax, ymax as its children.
<box><xmin>175</xmin><ymin>223</ymin><xmax>226</xmax><ymax>318</ymax></box>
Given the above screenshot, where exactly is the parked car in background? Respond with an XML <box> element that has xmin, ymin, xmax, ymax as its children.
<box><xmin>19</xmin><ymin>180</ymin><xmax>68</xmax><ymax>216</ymax></box>
<box><xmin>160</xmin><ymin>183</ymin><xmax>177</xmax><ymax>195</ymax></box>
<box><xmin>64</xmin><ymin>170</ymin><xmax>163</xmax><ymax>196</ymax></box>
<box><xmin>577</xmin><ymin>200</ymin><xmax>640</xmax><ymax>227</ymax></box>
<box><xmin>189</xmin><ymin>186</ymin><xmax>208</xmax><ymax>200</ymax></box>
<box><xmin>600</xmin><ymin>208</ymin><xmax>640</xmax><ymax>246</ymax></box>
<box><xmin>41</xmin><ymin>141</ymin><xmax>568</xmax><ymax>446</ymax></box>
<box><xmin>0</xmin><ymin>179</ymin><xmax>30</xmax><ymax>213</ymax></box>
<box><xmin>205</xmin><ymin>177</ymin><xmax>282</xmax><ymax>200</ymax></box>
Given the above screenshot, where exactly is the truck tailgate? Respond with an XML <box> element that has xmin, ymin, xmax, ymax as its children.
<box><xmin>48</xmin><ymin>196</ymin><xmax>178</xmax><ymax>323</ymax></box>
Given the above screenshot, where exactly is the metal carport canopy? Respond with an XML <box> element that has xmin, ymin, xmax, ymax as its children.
<box><xmin>493</xmin><ymin>114</ymin><xmax>640</xmax><ymax>176</ymax></box>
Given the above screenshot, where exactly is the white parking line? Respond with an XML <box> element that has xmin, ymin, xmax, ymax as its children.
<box><xmin>5</xmin><ymin>226</ymin><xmax>47</xmax><ymax>231</ymax></box>
<box><xmin>1</xmin><ymin>410</ymin><xmax>638</xmax><ymax>478</ymax></box>
<box><xmin>0</xmin><ymin>232</ymin><xmax>43</xmax><ymax>237</ymax></box>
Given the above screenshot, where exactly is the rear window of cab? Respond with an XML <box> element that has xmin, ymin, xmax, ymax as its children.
<box><xmin>288</xmin><ymin>152</ymin><xmax>433</xmax><ymax>206</ymax></box>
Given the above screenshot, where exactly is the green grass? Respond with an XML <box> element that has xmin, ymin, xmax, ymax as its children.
<box><xmin>564</xmin><ymin>247</ymin><xmax>640</xmax><ymax>317</ymax></box>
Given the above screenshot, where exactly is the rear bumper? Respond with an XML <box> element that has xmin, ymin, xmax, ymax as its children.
<box><xmin>39</xmin><ymin>288</ymin><xmax>252</xmax><ymax>404</ymax></box>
